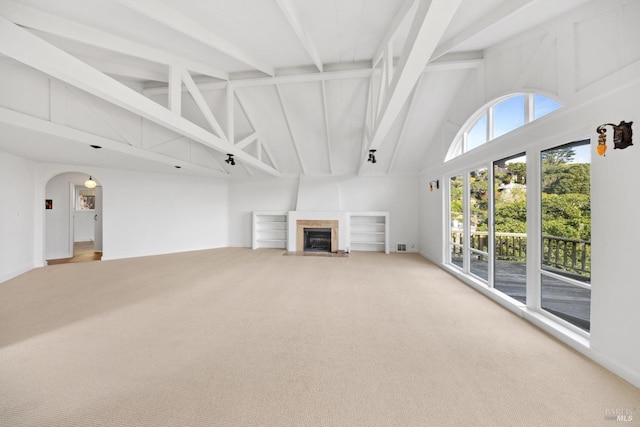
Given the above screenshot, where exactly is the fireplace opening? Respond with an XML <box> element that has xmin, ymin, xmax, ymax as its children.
<box><xmin>303</xmin><ymin>228</ymin><xmax>331</xmax><ymax>252</ymax></box>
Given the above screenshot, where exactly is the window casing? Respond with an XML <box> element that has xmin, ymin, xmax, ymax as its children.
<box><xmin>443</xmin><ymin>93</ymin><xmax>593</xmax><ymax>335</ymax></box>
<box><xmin>446</xmin><ymin>93</ymin><xmax>561</xmax><ymax>161</ymax></box>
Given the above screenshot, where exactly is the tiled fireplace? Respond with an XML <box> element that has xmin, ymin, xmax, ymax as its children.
<box><xmin>287</xmin><ymin>211</ymin><xmax>347</xmax><ymax>253</ymax></box>
<box><xmin>296</xmin><ymin>220</ymin><xmax>338</xmax><ymax>253</ymax></box>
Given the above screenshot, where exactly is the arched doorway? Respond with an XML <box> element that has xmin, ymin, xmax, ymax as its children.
<box><xmin>44</xmin><ymin>172</ymin><xmax>103</xmax><ymax>264</ymax></box>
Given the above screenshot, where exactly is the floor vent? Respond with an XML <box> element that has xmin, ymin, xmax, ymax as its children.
<box><xmin>397</xmin><ymin>244</ymin><xmax>407</xmax><ymax>252</ymax></box>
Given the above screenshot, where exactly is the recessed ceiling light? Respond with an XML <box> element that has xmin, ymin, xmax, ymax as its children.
<box><xmin>175</xmin><ymin>165</ymin><xmax>182</xmax><ymax>169</ymax></box>
<box><xmin>89</xmin><ymin>145</ymin><xmax>102</xmax><ymax>149</ymax></box>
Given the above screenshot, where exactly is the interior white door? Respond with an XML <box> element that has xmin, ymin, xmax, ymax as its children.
<box><xmin>94</xmin><ymin>186</ymin><xmax>103</xmax><ymax>252</ymax></box>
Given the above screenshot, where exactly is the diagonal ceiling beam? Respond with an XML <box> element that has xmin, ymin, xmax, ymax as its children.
<box><xmin>275</xmin><ymin>84</ymin><xmax>306</xmax><ymax>175</ymax></box>
<box><xmin>431</xmin><ymin>0</ymin><xmax>538</xmax><ymax>61</ymax></box>
<box><xmin>182</xmin><ymin>69</ymin><xmax>228</xmax><ymax>141</ymax></box>
<box><xmin>387</xmin><ymin>74</ymin><xmax>423</xmax><ymax>174</ymax></box>
<box><xmin>116</xmin><ymin>0</ymin><xmax>274</xmax><ymax>76</ymax></box>
<box><xmin>276</xmin><ymin>0</ymin><xmax>323</xmax><ymax>72</ymax></box>
<box><xmin>0</xmin><ymin>17</ymin><xmax>281</xmax><ymax>177</ymax></box>
<box><xmin>372</xmin><ymin>0</ymin><xmax>419</xmax><ymax>67</ymax></box>
<box><xmin>0</xmin><ymin>0</ymin><xmax>228</xmax><ymax>80</ymax></box>
<box><xmin>320</xmin><ymin>81</ymin><xmax>334</xmax><ymax>175</ymax></box>
<box><xmin>359</xmin><ymin>0</ymin><xmax>462</xmax><ymax>174</ymax></box>
<box><xmin>79</xmin><ymin>57</ymin><xmax>169</xmax><ymax>83</ymax></box>
<box><xmin>0</xmin><ymin>107</ymin><xmax>227</xmax><ymax>177</ymax></box>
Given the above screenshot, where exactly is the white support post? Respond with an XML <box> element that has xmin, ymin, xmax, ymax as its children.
<box><xmin>377</xmin><ymin>63</ymin><xmax>388</xmax><ymax>119</ymax></box>
<box><xmin>226</xmin><ymin>84</ymin><xmax>235</xmax><ymax>144</ymax></box>
<box><xmin>168</xmin><ymin>65</ymin><xmax>182</xmax><ymax>116</ymax></box>
<box><xmin>385</xmin><ymin>43</ymin><xmax>394</xmax><ymax>89</ymax></box>
<box><xmin>321</xmin><ymin>80</ymin><xmax>334</xmax><ymax>175</ymax></box>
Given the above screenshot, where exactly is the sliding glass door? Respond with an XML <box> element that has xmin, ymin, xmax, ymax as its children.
<box><xmin>449</xmin><ymin>175</ymin><xmax>464</xmax><ymax>269</ymax></box>
<box><xmin>493</xmin><ymin>153</ymin><xmax>527</xmax><ymax>303</ymax></box>
<box><xmin>540</xmin><ymin>140</ymin><xmax>591</xmax><ymax>331</ymax></box>
<box><xmin>469</xmin><ymin>168</ymin><xmax>489</xmax><ymax>281</ymax></box>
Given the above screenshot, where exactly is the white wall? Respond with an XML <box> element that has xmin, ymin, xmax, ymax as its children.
<box><xmin>338</xmin><ymin>175</ymin><xmax>419</xmax><ymax>252</ymax></box>
<box><xmin>228</xmin><ymin>177</ymin><xmax>299</xmax><ymax>247</ymax></box>
<box><xmin>0</xmin><ymin>151</ymin><xmax>35</xmax><ymax>282</ymax></box>
<box><xmin>36</xmin><ymin>163</ymin><xmax>230</xmax><ymax>262</ymax></box>
<box><xmin>418</xmin><ymin>0</ymin><xmax>640</xmax><ymax>387</ymax></box>
<box><xmin>97</xmin><ymin>169</ymin><xmax>229</xmax><ymax>260</ymax></box>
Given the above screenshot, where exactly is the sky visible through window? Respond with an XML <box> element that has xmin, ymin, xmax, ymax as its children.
<box><xmin>534</xmin><ymin>94</ymin><xmax>561</xmax><ymax>120</ymax></box>
<box><xmin>467</xmin><ymin>114</ymin><xmax>486</xmax><ymax>151</ymax></box>
<box><xmin>494</xmin><ymin>95</ymin><xmax>524</xmax><ymax>138</ymax></box>
<box><xmin>464</xmin><ymin>94</ymin><xmax>562</xmax><ymax>154</ymax></box>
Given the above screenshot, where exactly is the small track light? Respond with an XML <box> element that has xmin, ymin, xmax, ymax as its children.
<box><xmin>225</xmin><ymin>154</ymin><xmax>235</xmax><ymax>166</ymax></box>
<box><xmin>367</xmin><ymin>149</ymin><xmax>377</xmax><ymax>164</ymax></box>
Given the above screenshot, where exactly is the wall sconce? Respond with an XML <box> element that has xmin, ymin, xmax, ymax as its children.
<box><xmin>596</xmin><ymin>121</ymin><xmax>633</xmax><ymax>156</ymax></box>
<box><xmin>367</xmin><ymin>149</ymin><xmax>377</xmax><ymax>164</ymax></box>
<box><xmin>225</xmin><ymin>154</ymin><xmax>235</xmax><ymax>166</ymax></box>
<box><xmin>429</xmin><ymin>179</ymin><xmax>439</xmax><ymax>192</ymax></box>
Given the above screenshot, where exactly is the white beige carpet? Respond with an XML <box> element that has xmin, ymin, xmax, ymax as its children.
<box><xmin>0</xmin><ymin>248</ymin><xmax>638</xmax><ymax>426</ymax></box>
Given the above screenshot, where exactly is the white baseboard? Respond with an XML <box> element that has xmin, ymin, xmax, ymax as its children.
<box><xmin>0</xmin><ymin>263</ymin><xmax>36</xmax><ymax>284</ymax></box>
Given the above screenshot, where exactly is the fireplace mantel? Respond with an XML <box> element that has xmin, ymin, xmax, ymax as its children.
<box><xmin>287</xmin><ymin>211</ymin><xmax>349</xmax><ymax>252</ymax></box>
<box><xmin>296</xmin><ymin>220</ymin><xmax>338</xmax><ymax>253</ymax></box>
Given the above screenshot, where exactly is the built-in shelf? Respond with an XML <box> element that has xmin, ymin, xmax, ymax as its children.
<box><xmin>252</xmin><ymin>211</ymin><xmax>288</xmax><ymax>249</ymax></box>
<box><xmin>348</xmin><ymin>212</ymin><xmax>389</xmax><ymax>253</ymax></box>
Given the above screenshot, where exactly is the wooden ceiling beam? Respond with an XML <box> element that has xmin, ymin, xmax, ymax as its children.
<box><xmin>142</xmin><ymin>55</ymin><xmax>482</xmax><ymax>96</ymax></box>
<box><xmin>116</xmin><ymin>0</ymin><xmax>274</xmax><ymax>76</ymax></box>
<box><xmin>372</xmin><ymin>0</ymin><xmax>419</xmax><ymax>67</ymax></box>
<box><xmin>431</xmin><ymin>0</ymin><xmax>538</xmax><ymax>61</ymax></box>
<box><xmin>359</xmin><ymin>0</ymin><xmax>462</xmax><ymax>175</ymax></box>
<box><xmin>0</xmin><ymin>17</ymin><xmax>282</xmax><ymax>177</ymax></box>
<box><xmin>0</xmin><ymin>0</ymin><xmax>228</xmax><ymax>80</ymax></box>
<box><xmin>0</xmin><ymin>107</ymin><xmax>227</xmax><ymax>177</ymax></box>
<box><xmin>276</xmin><ymin>0</ymin><xmax>323</xmax><ymax>72</ymax></box>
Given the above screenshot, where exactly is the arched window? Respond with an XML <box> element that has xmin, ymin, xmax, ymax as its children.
<box><xmin>446</xmin><ymin>93</ymin><xmax>561</xmax><ymax>161</ymax></box>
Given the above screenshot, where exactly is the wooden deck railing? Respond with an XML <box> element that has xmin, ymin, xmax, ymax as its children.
<box><xmin>541</xmin><ymin>235</ymin><xmax>591</xmax><ymax>277</ymax></box>
<box><xmin>451</xmin><ymin>230</ymin><xmax>591</xmax><ymax>277</ymax></box>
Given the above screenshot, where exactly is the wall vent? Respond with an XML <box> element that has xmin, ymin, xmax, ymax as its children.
<box><xmin>397</xmin><ymin>244</ymin><xmax>407</xmax><ymax>252</ymax></box>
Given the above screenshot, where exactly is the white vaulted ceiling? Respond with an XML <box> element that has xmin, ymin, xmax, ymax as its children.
<box><xmin>0</xmin><ymin>0</ymin><xmax>591</xmax><ymax>179</ymax></box>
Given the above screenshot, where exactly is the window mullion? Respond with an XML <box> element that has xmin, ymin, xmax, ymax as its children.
<box><xmin>487</xmin><ymin>106</ymin><xmax>494</xmax><ymax>142</ymax></box>
<box><xmin>463</xmin><ymin>171</ymin><xmax>470</xmax><ymax>274</ymax></box>
<box><xmin>525</xmin><ymin>93</ymin><xmax>534</xmax><ymax>123</ymax></box>
<box><xmin>488</xmin><ymin>163</ymin><xmax>495</xmax><ymax>288</ymax></box>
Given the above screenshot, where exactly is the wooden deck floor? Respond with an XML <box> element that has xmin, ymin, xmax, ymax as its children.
<box><xmin>452</xmin><ymin>257</ymin><xmax>590</xmax><ymax>331</ymax></box>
